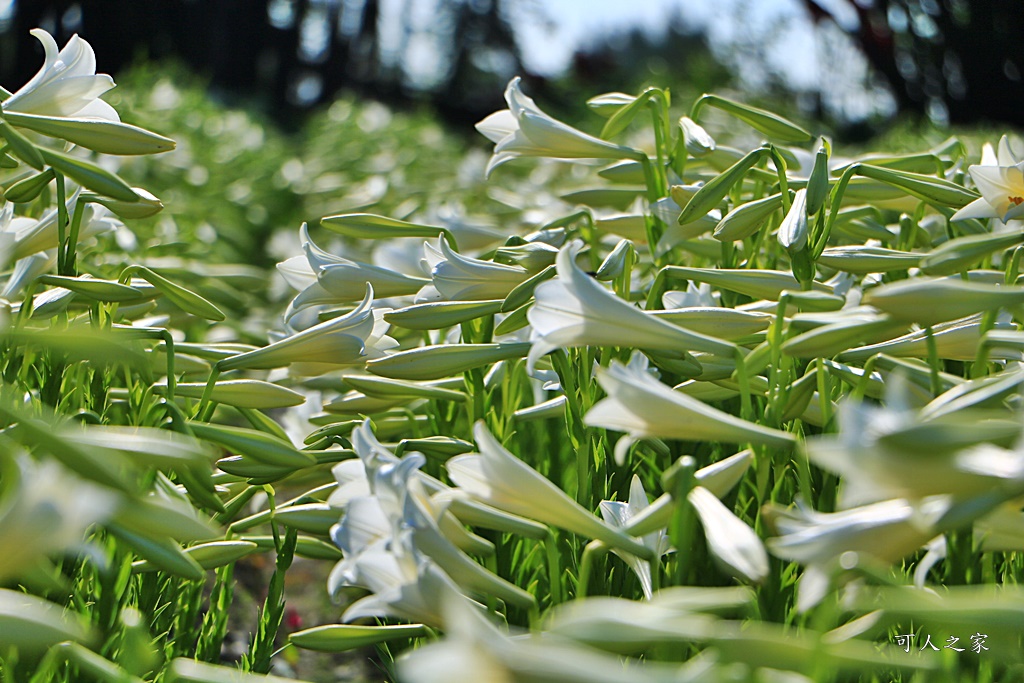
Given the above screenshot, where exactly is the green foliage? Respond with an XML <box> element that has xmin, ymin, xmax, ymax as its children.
<box><xmin>5</xmin><ymin>30</ymin><xmax>1024</xmax><ymax>683</ymax></box>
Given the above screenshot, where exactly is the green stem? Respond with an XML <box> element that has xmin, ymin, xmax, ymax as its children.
<box><xmin>668</xmin><ymin>457</ymin><xmax>697</xmax><ymax>586</ymax></box>
<box><xmin>162</xmin><ymin>330</ymin><xmax>176</xmax><ymax>402</ymax></box>
<box><xmin>544</xmin><ymin>531</ymin><xmax>563</xmax><ymax>605</ymax></box>
<box><xmin>813</xmin><ymin>164</ymin><xmax>859</xmax><ymax>258</ymax></box>
<box><xmin>971</xmin><ymin>310</ymin><xmax>998</xmax><ymax>379</ymax></box>
<box><xmin>577</xmin><ymin>540</ymin><xmax>608</xmax><ymax>599</ymax></box>
<box><xmin>1006</xmin><ymin>246</ymin><xmax>1024</xmax><ymax>284</ymax></box>
<box><xmin>768</xmin><ymin>146</ymin><xmax>791</xmax><ymax>214</ymax></box>
<box><xmin>733</xmin><ymin>347</ymin><xmax>753</xmax><ymax>422</ymax></box>
<box><xmin>815</xmin><ymin>357</ymin><xmax>833</xmax><ymax>429</ymax></box>
<box><xmin>196</xmin><ymin>367</ymin><xmax>222</xmax><ymax>421</ymax></box>
<box><xmin>924</xmin><ymin>326</ymin><xmax>942</xmax><ymax>397</ymax></box>
<box><xmin>63</xmin><ymin>199</ymin><xmax>86</xmax><ymax>276</ymax></box>
<box><xmin>55</xmin><ymin>172</ymin><xmax>68</xmax><ymax>275</ymax></box>
<box><xmin>766</xmin><ymin>295</ymin><xmax>789</xmax><ymax>421</ymax></box>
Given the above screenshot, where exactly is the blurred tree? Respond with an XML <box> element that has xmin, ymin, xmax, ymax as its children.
<box><xmin>0</xmin><ymin>0</ymin><xmax>527</xmax><ymax>125</ymax></box>
<box><xmin>804</xmin><ymin>0</ymin><xmax>1024</xmax><ymax>126</ymax></box>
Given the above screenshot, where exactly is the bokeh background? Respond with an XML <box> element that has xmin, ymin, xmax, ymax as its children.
<box><xmin>1</xmin><ymin>0</ymin><xmax>1022</xmax><ymax>136</ymax></box>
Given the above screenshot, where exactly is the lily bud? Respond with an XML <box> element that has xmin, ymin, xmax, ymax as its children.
<box><xmin>920</xmin><ymin>230</ymin><xmax>1024</xmax><ymax>275</ymax></box>
<box><xmin>4</xmin><ymin>168</ymin><xmax>55</xmax><ymax>203</ymax></box>
<box><xmin>697</xmin><ymin>94</ymin><xmax>812</xmax><ymax>143</ymax></box>
<box><xmin>189</xmin><ymin>422</ymin><xmax>316</xmax><ymax>469</ymax></box>
<box><xmin>778</xmin><ymin>188</ymin><xmax>809</xmax><ymax>252</ymax></box>
<box><xmin>677</xmin><ymin>147</ymin><xmax>768</xmax><ymax>224</ymax></box>
<box><xmin>864</xmin><ymin>277</ymin><xmax>1024</xmax><ymax>326</ymax></box>
<box><xmin>679</xmin><ymin>116</ymin><xmax>716</xmax><ymax>157</ymax></box>
<box><xmin>713</xmin><ymin>192</ymin><xmax>785</xmax><ymax>242</ymax></box>
<box><xmin>367</xmin><ymin>342</ymin><xmax>530</xmax><ymax>381</ymax></box>
<box><xmin>83</xmin><ymin>187</ymin><xmax>164</xmax><ymax>219</ymax></box>
<box><xmin>817</xmin><ymin>245</ymin><xmax>921</xmax><ymax>274</ymax></box>
<box><xmin>4</xmin><ymin>111</ymin><xmax>174</xmax><ymax>155</ymax></box>
<box><xmin>805</xmin><ymin>143</ymin><xmax>831</xmax><ymax>215</ymax></box>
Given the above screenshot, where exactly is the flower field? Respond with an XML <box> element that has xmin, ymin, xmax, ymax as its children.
<box><xmin>3</xmin><ymin>29</ymin><xmax>1024</xmax><ymax>683</ymax></box>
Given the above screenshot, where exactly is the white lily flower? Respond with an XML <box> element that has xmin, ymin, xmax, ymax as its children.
<box><xmin>428</xmin><ymin>236</ymin><xmax>529</xmax><ymax>301</ymax></box>
<box><xmin>334</xmin><ymin>532</ymin><xmax>461</xmax><ymax>627</ymax></box>
<box><xmin>448</xmin><ymin>421</ymin><xmax>652</xmax><ymax>558</ymax></box>
<box><xmin>0</xmin><ymin>193</ymin><xmax>118</xmax><ymax>262</ymax></box>
<box><xmin>0</xmin><ymin>455</ymin><xmax>117</xmax><ymax>580</ymax></box>
<box><xmin>339</xmin><ymin>420</ymin><xmax>507</xmax><ymax>544</ymax></box>
<box><xmin>275</xmin><ymin>254</ymin><xmax>317</xmax><ymax>291</ymax></box>
<box><xmin>527</xmin><ymin>240</ymin><xmax>735</xmax><ymax>371</ymax></box>
<box><xmin>952</xmin><ymin>135</ymin><xmax>1024</xmax><ymax>222</ymax></box>
<box><xmin>765</xmin><ymin>497</ymin><xmax>948</xmax><ymax>611</ymax></box>
<box><xmin>599</xmin><ymin>475</ymin><xmax>672</xmax><ymax>600</ymax></box>
<box><xmin>398</xmin><ymin>590</ymin><xmax>704</xmax><ymax>683</ymax></box>
<box><xmin>283</xmin><ymin>225</ymin><xmax>428</xmax><ymax>317</ymax></box>
<box><xmin>329</xmin><ymin>495</ymin><xmax>391</xmax><ymax>559</ymax></box>
<box><xmin>687</xmin><ymin>486</ymin><xmax>769</xmax><ymax>584</ymax></box>
<box><xmin>3</xmin><ymin>29</ymin><xmax>118</xmax><ymax>121</ymax></box>
<box><xmin>476</xmin><ymin>77</ymin><xmax>643</xmax><ymax>176</ymax></box>
<box><xmin>584</xmin><ymin>355</ymin><xmax>796</xmax><ymax>465</ymax></box>
<box><xmin>1</xmin><ymin>251</ymin><xmax>53</xmax><ymax>299</ymax></box>
<box><xmin>662</xmin><ymin>283</ymin><xmax>717</xmax><ymax>309</ymax></box>
<box><xmin>218</xmin><ymin>285</ymin><xmax>394</xmax><ymax>371</ymax></box>
<box><xmin>806</xmin><ymin>377</ymin><xmax>1024</xmax><ymax>509</ymax></box>
<box><xmin>328</xmin><ymin>427</ymin><xmax>533</xmax><ymax>610</ymax></box>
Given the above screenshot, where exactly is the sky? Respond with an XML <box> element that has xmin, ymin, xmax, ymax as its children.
<box><xmin>508</xmin><ymin>0</ymin><xmax>891</xmax><ymax>122</ymax></box>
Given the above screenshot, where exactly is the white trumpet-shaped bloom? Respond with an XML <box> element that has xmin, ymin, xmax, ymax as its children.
<box><xmin>448</xmin><ymin>421</ymin><xmax>652</xmax><ymax>558</ymax></box>
<box><xmin>218</xmin><ymin>285</ymin><xmax>396</xmax><ymax>372</ymax></box>
<box><xmin>398</xmin><ymin>590</ymin><xmax>701</xmax><ymax>683</ymax></box>
<box><xmin>527</xmin><ymin>240</ymin><xmax>735</xmax><ymax>371</ymax></box>
<box><xmin>806</xmin><ymin>378</ymin><xmax>1024</xmax><ymax>509</ymax></box>
<box><xmin>3</xmin><ymin>29</ymin><xmax>118</xmax><ymax>121</ymax></box>
<box><xmin>476</xmin><ymin>77</ymin><xmax>642</xmax><ymax>176</ymax></box>
<box><xmin>585</xmin><ymin>355</ymin><xmax>796</xmax><ymax>464</ymax></box>
<box><xmin>687</xmin><ymin>486</ymin><xmax>768</xmax><ymax>584</ymax></box>
<box><xmin>765</xmin><ymin>497</ymin><xmax>948</xmax><ymax>611</ymax></box>
<box><xmin>0</xmin><ymin>455</ymin><xmax>117</xmax><ymax>580</ymax></box>
<box><xmin>599</xmin><ymin>475</ymin><xmax>672</xmax><ymax>600</ymax></box>
<box><xmin>3</xmin><ymin>195</ymin><xmax>118</xmax><ymax>262</ymax></box>
<box><xmin>334</xmin><ymin>531</ymin><xmax>461</xmax><ymax>627</ymax></box>
<box><xmin>428</xmin><ymin>236</ymin><xmax>529</xmax><ymax>301</ymax></box>
<box><xmin>952</xmin><ymin>135</ymin><xmax>1024</xmax><ymax>222</ymax></box>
